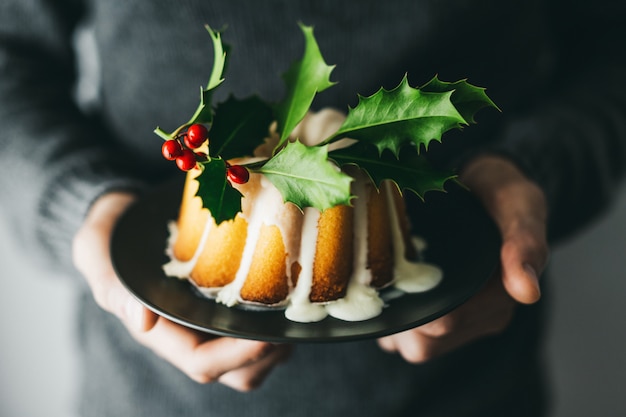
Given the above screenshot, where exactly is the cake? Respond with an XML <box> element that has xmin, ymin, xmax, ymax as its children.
<box><xmin>155</xmin><ymin>24</ymin><xmax>496</xmax><ymax>323</ymax></box>
<box><xmin>163</xmin><ymin>110</ymin><xmax>444</xmax><ymax>322</ymax></box>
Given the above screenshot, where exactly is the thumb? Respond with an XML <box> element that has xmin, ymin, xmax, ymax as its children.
<box><xmin>499</xmin><ymin>234</ymin><xmax>546</xmax><ymax>304</ymax></box>
<box><xmin>460</xmin><ymin>156</ymin><xmax>549</xmax><ymax>304</ymax></box>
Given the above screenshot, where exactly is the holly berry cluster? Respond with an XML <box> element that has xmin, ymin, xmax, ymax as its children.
<box><xmin>161</xmin><ymin>123</ymin><xmax>249</xmax><ymax>184</ymax></box>
<box><xmin>161</xmin><ymin>123</ymin><xmax>209</xmax><ymax>171</ymax></box>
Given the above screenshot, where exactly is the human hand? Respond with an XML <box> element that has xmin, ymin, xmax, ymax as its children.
<box><xmin>377</xmin><ymin>155</ymin><xmax>549</xmax><ymax>363</ymax></box>
<box><xmin>72</xmin><ymin>192</ymin><xmax>292</xmax><ymax>391</ymax></box>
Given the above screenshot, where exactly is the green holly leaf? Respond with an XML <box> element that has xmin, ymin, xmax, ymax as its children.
<box><xmin>329</xmin><ymin>142</ymin><xmax>456</xmax><ymax>200</ymax></box>
<box><xmin>325</xmin><ymin>75</ymin><xmax>467</xmax><ymax>156</ymax></box>
<box><xmin>256</xmin><ymin>140</ymin><xmax>353</xmax><ymax>211</ymax></box>
<box><xmin>273</xmin><ymin>23</ymin><xmax>336</xmax><ymax>147</ymax></box>
<box><xmin>186</xmin><ymin>25</ymin><xmax>229</xmax><ymax>126</ymax></box>
<box><xmin>421</xmin><ymin>76</ymin><xmax>499</xmax><ymax>123</ymax></box>
<box><xmin>153</xmin><ymin>25</ymin><xmax>229</xmax><ymax>141</ymax></box>
<box><xmin>195</xmin><ymin>158</ymin><xmax>243</xmax><ymax>224</ymax></box>
<box><xmin>209</xmin><ymin>95</ymin><xmax>274</xmax><ymax>159</ymax></box>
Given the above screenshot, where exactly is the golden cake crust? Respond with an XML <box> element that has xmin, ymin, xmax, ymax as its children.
<box><xmin>240</xmin><ymin>224</ymin><xmax>290</xmax><ymax>304</ymax></box>
<box><xmin>367</xmin><ymin>185</ymin><xmax>394</xmax><ymax>288</ymax></box>
<box><xmin>173</xmin><ymin>169</ymin><xmax>209</xmax><ymax>261</ymax></box>
<box><xmin>190</xmin><ymin>215</ymin><xmax>247</xmax><ymax>288</ymax></box>
<box><xmin>309</xmin><ymin>204</ymin><xmax>354</xmax><ymax>302</ymax></box>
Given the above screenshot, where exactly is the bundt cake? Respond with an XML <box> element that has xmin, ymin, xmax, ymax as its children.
<box><xmin>155</xmin><ymin>24</ymin><xmax>496</xmax><ymax>323</ymax></box>
<box><xmin>163</xmin><ymin>111</ymin><xmax>443</xmax><ymax>322</ymax></box>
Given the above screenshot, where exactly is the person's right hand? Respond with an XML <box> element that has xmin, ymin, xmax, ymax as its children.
<box><xmin>72</xmin><ymin>191</ymin><xmax>292</xmax><ymax>391</ymax></box>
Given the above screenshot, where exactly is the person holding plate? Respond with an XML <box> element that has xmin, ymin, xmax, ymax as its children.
<box><xmin>1</xmin><ymin>1</ymin><xmax>625</xmax><ymax>416</ymax></box>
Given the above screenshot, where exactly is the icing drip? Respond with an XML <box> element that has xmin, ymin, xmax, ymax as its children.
<box><xmin>216</xmin><ymin>179</ymin><xmax>280</xmax><ymax>306</ymax></box>
<box><xmin>351</xmin><ymin>175</ymin><xmax>372</xmax><ymax>286</ymax></box>
<box><xmin>385</xmin><ymin>185</ymin><xmax>443</xmax><ymax>293</ymax></box>
<box><xmin>162</xmin><ymin>218</ymin><xmax>214</xmax><ymax>278</ymax></box>
<box><xmin>284</xmin><ymin>208</ymin><xmax>327</xmax><ymax>322</ymax></box>
<box><xmin>325</xmin><ymin>281</ymin><xmax>384</xmax><ymax>321</ymax></box>
<box><xmin>324</xmin><ymin>174</ymin><xmax>384</xmax><ymax>321</ymax></box>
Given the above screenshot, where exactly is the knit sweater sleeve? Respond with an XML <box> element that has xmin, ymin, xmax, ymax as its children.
<box><xmin>487</xmin><ymin>2</ymin><xmax>626</xmax><ymax>243</ymax></box>
<box><xmin>0</xmin><ymin>0</ymin><xmax>144</xmax><ymax>273</ymax></box>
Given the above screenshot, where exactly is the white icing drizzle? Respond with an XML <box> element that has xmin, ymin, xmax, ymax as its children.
<box><xmin>385</xmin><ymin>184</ymin><xmax>443</xmax><ymax>293</ymax></box>
<box><xmin>284</xmin><ymin>207</ymin><xmax>327</xmax><ymax>322</ymax></box>
<box><xmin>162</xmin><ymin>218</ymin><xmax>214</xmax><ymax>278</ymax></box>
<box><xmin>216</xmin><ymin>178</ymin><xmax>280</xmax><ymax>306</ymax></box>
<box><xmin>323</xmin><ymin>174</ymin><xmax>384</xmax><ymax>322</ymax></box>
<box><xmin>351</xmin><ymin>176</ymin><xmax>372</xmax><ymax>286</ymax></box>
<box><xmin>325</xmin><ymin>280</ymin><xmax>384</xmax><ymax>321</ymax></box>
<box><xmin>284</xmin><ymin>301</ymin><xmax>327</xmax><ymax>323</ymax></box>
<box><xmin>394</xmin><ymin>260</ymin><xmax>443</xmax><ymax>293</ymax></box>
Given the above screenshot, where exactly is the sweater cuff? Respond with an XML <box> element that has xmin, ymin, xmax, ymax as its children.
<box><xmin>36</xmin><ymin>151</ymin><xmax>146</xmax><ymax>272</ymax></box>
<box><xmin>457</xmin><ymin>117</ymin><xmax>554</xmax><ymax>202</ymax></box>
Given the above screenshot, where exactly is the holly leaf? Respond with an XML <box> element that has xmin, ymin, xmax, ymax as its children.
<box><xmin>186</xmin><ymin>25</ymin><xmax>229</xmax><ymax>127</ymax></box>
<box><xmin>273</xmin><ymin>23</ymin><xmax>336</xmax><ymax>147</ymax></box>
<box><xmin>195</xmin><ymin>158</ymin><xmax>243</xmax><ymax>224</ymax></box>
<box><xmin>256</xmin><ymin>140</ymin><xmax>353</xmax><ymax>211</ymax></box>
<box><xmin>325</xmin><ymin>75</ymin><xmax>467</xmax><ymax>156</ymax></box>
<box><xmin>209</xmin><ymin>95</ymin><xmax>274</xmax><ymax>159</ymax></box>
<box><xmin>421</xmin><ymin>76</ymin><xmax>499</xmax><ymax>123</ymax></box>
<box><xmin>329</xmin><ymin>142</ymin><xmax>456</xmax><ymax>199</ymax></box>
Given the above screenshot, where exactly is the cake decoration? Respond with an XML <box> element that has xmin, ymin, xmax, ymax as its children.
<box><xmin>155</xmin><ymin>23</ymin><xmax>497</xmax><ymax>222</ymax></box>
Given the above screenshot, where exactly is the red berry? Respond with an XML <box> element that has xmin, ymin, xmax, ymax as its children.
<box><xmin>227</xmin><ymin>165</ymin><xmax>250</xmax><ymax>184</ymax></box>
<box><xmin>185</xmin><ymin>124</ymin><xmax>209</xmax><ymax>149</ymax></box>
<box><xmin>176</xmin><ymin>149</ymin><xmax>197</xmax><ymax>171</ymax></box>
<box><xmin>161</xmin><ymin>140</ymin><xmax>182</xmax><ymax>160</ymax></box>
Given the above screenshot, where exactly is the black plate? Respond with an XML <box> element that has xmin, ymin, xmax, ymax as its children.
<box><xmin>111</xmin><ymin>178</ymin><xmax>500</xmax><ymax>343</ymax></box>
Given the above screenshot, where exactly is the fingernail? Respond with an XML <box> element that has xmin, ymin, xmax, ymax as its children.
<box><xmin>523</xmin><ymin>263</ymin><xmax>541</xmax><ymax>298</ymax></box>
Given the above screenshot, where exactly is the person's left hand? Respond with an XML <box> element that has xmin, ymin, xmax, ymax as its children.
<box><xmin>377</xmin><ymin>155</ymin><xmax>549</xmax><ymax>363</ymax></box>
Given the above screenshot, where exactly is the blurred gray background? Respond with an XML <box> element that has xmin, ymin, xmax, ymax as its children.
<box><xmin>1</xmin><ymin>183</ymin><xmax>625</xmax><ymax>416</ymax></box>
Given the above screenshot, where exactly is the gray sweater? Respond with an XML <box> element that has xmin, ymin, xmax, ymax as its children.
<box><xmin>1</xmin><ymin>0</ymin><xmax>625</xmax><ymax>416</ymax></box>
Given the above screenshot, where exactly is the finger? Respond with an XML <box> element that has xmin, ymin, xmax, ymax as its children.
<box><xmin>217</xmin><ymin>344</ymin><xmax>293</xmax><ymax>391</ymax></box>
<box><xmin>500</xmin><ymin>230</ymin><xmax>547</xmax><ymax>304</ymax></box>
<box><xmin>378</xmin><ymin>272</ymin><xmax>517</xmax><ymax>363</ymax></box>
<box><xmin>379</xmin><ymin>331</ymin><xmax>433</xmax><ymax>364</ymax></box>
<box><xmin>103</xmin><ymin>280</ymin><xmax>159</xmax><ymax>331</ymax></box>
<box><xmin>130</xmin><ymin>319</ymin><xmax>279</xmax><ymax>383</ymax></box>
<box><xmin>417</xmin><ymin>313</ymin><xmax>460</xmax><ymax>339</ymax></box>
<box><xmin>494</xmin><ymin>180</ymin><xmax>548</xmax><ymax>304</ymax></box>
<box><xmin>73</xmin><ymin>220</ymin><xmax>158</xmax><ymax>332</ymax></box>
<box><xmin>460</xmin><ymin>156</ymin><xmax>548</xmax><ymax>304</ymax></box>
<box><xmin>71</xmin><ymin>192</ymin><xmax>159</xmax><ymax>332</ymax></box>
<box><xmin>377</xmin><ymin>335</ymin><xmax>399</xmax><ymax>353</ymax></box>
